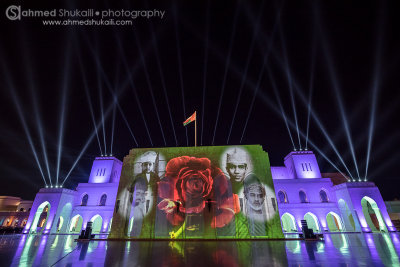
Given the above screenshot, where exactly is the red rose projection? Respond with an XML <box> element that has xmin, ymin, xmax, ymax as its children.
<box><xmin>157</xmin><ymin>156</ymin><xmax>236</xmax><ymax>229</ymax></box>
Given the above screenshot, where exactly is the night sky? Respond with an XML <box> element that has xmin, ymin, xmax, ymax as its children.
<box><xmin>0</xmin><ymin>0</ymin><xmax>399</xmax><ymax>201</ymax></box>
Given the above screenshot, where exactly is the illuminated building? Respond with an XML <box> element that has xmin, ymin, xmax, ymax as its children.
<box><xmin>272</xmin><ymin>150</ymin><xmax>396</xmax><ymax>233</ymax></box>
<box><xmin>23</xmin><ymin>147</ymin><xmax>397</xmax><ymax>237</ymax></box>
<box><xmin>0</xmin><ymin>196</ymin><xmax>33</xmax><ymax>230</ymax></box>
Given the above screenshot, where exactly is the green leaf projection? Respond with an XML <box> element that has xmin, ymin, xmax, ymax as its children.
<box><xmin>109</xmin><ymin>145</ymin><xmax>284</xmax><ymax>239</ymax></box>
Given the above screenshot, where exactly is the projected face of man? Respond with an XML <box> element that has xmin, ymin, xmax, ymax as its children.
<box><xmin>134</xmin><ymin>189</ymin><xmax>146</xmax><ymax>206</ymax></box>
<box><xmin>227</xmin><ymin>162</ymin><xmax>247</xmax><ymax>182</ymax></box>
<box><xmin>226</xmin><ymin>158</ymin><xmax>247</xmax><ymax>183</ymax></box>
<box><xmin>226</xmin><ymin>149</ymin><xmax>249</xmax><ymax>183</ymax></box>
<box><xmin>142</xmin><ymin>161</ymin><xmax>154</xmax><ymax>174</ymax></box>
<box><xmin>245</xmin><ymin>184</ymin><xmax>265</xmax><ymax>212</ymax></box>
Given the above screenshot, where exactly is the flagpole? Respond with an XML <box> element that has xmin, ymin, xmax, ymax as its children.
<box><xmin>195</xmin><ymin>111</ymin><xmax>197</xmax><ymax>147</ymax></box>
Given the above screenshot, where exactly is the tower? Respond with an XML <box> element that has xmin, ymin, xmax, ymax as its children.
<box><xmin>88</xmin><ymin>156</ymin><xmax>122</xmax><ymax>184</ymax></box>
<box><xmin>283</xmin><ymin>151</ymin><xmax>322</xmax><ymax>179</ymax></box>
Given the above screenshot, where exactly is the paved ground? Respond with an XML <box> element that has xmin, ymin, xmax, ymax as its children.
<box><xmin>0</xmin><ymin>233</ymin><xmax>399</xmax><ymax>266</ymax></box>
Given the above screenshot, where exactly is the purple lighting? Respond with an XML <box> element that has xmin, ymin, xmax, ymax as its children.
<box><xmin>23</xmin><ymin>148</ymin><xmax>396</xmax><ymax>238</ymax></box>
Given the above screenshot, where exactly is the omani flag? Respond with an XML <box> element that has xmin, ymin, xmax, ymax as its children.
<box><xmin>183</xmin><ymin>112</ymin><xmax>196</xmax><ymax>126</ymax></box>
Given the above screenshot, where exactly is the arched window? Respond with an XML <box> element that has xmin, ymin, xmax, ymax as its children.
<box><xmin>278</xmin><ymin>191</ymin><xmax>288</xmax><ymax>203</ymax></box>
<box><xmin>299</xmin><ymin>190</ymin><xmax>308</xmax><ymax>203</ymax></box>
<box><xmin>99</xmin><ymin>194</ymin><xmax>107</xmax><ymax>206</ymax></box>
<box><xmin>81</xmin><ymin>194</ymin><xmax>89</xmax><ymax>206</ymax></box>
<box><xmin>320</xmin><ymin>190</ymin><xmax>329</xmax><ymax>202</ymax></box>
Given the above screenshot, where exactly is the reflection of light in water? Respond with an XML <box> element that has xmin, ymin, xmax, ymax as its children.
<box><xmin>316</xmin><ymin>241</ymin><xmax>324</xmax><ymax>253</ymax></box>
<box><xmin>51</xmin><ymin>235</ymin><xmax>59</xmax><ymax>249</ymax></box>
<box><xmin>324</xmin><ymin>234</ymin><xmax>332</xmax><ymax>247</ymax></box>
<box><xmin>329</xmin><ymin>234</ymin><xmax>349</xmax><ymax>254</ymax></box>
<box><xmin>17</xmin><ymin>235</ymin><xmax>35</xmax><ymax>267</ymax></box>
<box><xmin>40</xmin><ymin>235</ymin><xmax>48</xmax><ymax>247</ymax></box>
<box><xmin>286</xmin><ymin>240</ymin><xmax>301</xmax><ymax>254</ymax></box>
<box><xmin>382</xmin><ymin>233</ymin><xmax>400</xmax><ymax>265</ymax></box>
<box><xmin>339</xmin><ymin>234</ymin><xmax>349</xmax><ymax>254</ymax></box>
<box><xmin>88</xmin><ymin>241</ymin><xmax>99</xmax><ymax>253</ymax></box>
<box><xmin>4</xmin><ymin>233</ymin><xmax>400</xmax><ymax>266</ymax></box>
<box><xmin>64</xmin><ymin>235</ymin><xmax>76</xmax><ymax>252</ymax></box>
<box><xmin>364</xmin><ymin>233</ymin><xmax>381</xmax><ymax>262</ymax></box>
<box><xmin>169</xmin><ymin>241</ymin><xmax>185</xmax><ymax>257</ymax></box>
<box><xmin>390</xmin><ymin>233</ymin><xmax>400</xmax><ymax>251</ymax></box>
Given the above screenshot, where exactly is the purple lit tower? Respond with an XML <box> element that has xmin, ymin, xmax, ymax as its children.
<box><xmin>23</xmin><ymin>156</ymin><xmax>122</xmax><ymax>235</ymax></box>
<box><xmin>271</xmin><ymin>150</ymin><xmax>396</xmax><ymax>233</ymax></box>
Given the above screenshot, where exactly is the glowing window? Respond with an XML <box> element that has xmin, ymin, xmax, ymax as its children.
<box><xmin>320</xmin><ymin>190</ymin><xmax>328</xmax><ymax>202</ymax></box>
<box><xmin>81</xmin><ymin>194</ymin><xmax>89</xmax><ymax>206</ymax></box>
<box><xmin>99</xmin><ymin>194</ymin><xmax>107</xmax><ymax>206</ymax></box>
<box><xmin>299</xmin><ymin>190</ymin><xmax>308</xmax><ymax>203</ymax></box>
<box><xmin>278</xmin><ymin>191</ymin><xmax>288</xmax><ymax>203</ymax></box>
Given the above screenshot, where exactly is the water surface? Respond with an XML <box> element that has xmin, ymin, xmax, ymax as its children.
<box><xmin>0</xmin><ymin>233</ymin><xmax>399</xmax><ymax>266</ymax></box>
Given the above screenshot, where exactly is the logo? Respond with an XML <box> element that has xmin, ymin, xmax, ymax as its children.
<box><xmin>6</xmin><ymin>5</ymin><xmax>21</xmax><ymax>20</ymax></box>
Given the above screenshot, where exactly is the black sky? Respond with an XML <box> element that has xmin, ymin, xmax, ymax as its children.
<box><xmin>0</xmin><ymin>0</ymin><xmax>399</xmax><ymax>200</ymax></box>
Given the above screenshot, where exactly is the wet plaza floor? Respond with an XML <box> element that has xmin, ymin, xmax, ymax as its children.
<box><xmin>0</xmin><ymin>233</ymin><xmax>399</xmax><ymax>266</ymax></box>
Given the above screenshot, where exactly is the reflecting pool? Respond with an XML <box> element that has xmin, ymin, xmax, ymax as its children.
<box><xmin>0</xmin><ymin>233</ymin><xmax>399</xmax><ymax>266</ymax></box>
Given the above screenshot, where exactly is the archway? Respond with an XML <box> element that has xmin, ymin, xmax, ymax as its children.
<box><xmin>69</xmin><ymin>215</ymin><xmax>83</xmax><ymax>233</ymax></box>
<box><xmin>90</xmin><ymin>215</ymin><xmax>103</xmax><ymax>234</ymax></box>
<box><xmin>57</xmin><ymin>203</ymin><xmax>72</xmax><ymax>233</ymax></box>
<box><xmin>281</xmin><ymin>213</ymin><xmax>297</xmax><ymax>232</ymax></box>
<box><xmin>56</xmin><ymin>216</ymin><xmax>64</xmax><ymax>232</ymax></box>
<box><xmin>29</xmin><ymin>201</ymin><xmax>51</xmax><ymax>234</ymax></box>
<box><xmin>326</xmin><ymin>212</ymin><xmax>343</xmax><ymax>232</ymax></box>
<box><xmin>304</xmin><ymin>212</ymin><xmax>320</xmax><ymax>233</ymax></box>
<box><xmin>361</xmin><ymin>196</ymin><xmax>387</xmax><ymax>232</ymax></box>
<box><xmin>338</xmin><ymin>199</ymin><xmax>356</xmax><ymax>231</ymax></box>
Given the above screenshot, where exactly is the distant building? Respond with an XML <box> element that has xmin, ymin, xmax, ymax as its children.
<box><xmin>0</xmin><ymin>196</ymin><xmax>33</xmax><ymax>230</ymax></box>
<box><xmin>22</xmin><ymin>148</ymin><xmax>397</xmax><ymax>236</ymax></box>
<box><xmin>385</xmin><ymin>200</ymin><xmax>400</xmax><ymax>231</ymax></box>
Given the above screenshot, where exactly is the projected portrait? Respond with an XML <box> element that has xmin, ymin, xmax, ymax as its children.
<box><xmin>221</xmin><ymin>147</ymin><xmax>253</xmax><ymax>191</ymax></box>
<box><xmin>244</xmin><ymin>181</ymin><xmax>266</xmax><ymax>220</ymax></box>
<box><xmin>109</xmin><ymin>145</ymin><xmax>283</xmax><ymax>240</ymax></box>
<box><xmin>128</xmin><ymin>151</ymin><xmax>165</xmax><ymax>237</ymax></box>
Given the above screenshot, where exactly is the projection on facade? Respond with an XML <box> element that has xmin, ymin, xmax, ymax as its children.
<box><xmin>109</xmin><ymin>145</ymin><xmax>283</xmax><ymax>239</ymax></box>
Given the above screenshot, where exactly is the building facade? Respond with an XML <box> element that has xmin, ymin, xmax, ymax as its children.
<box><xmin>23</xmin><ymin>156</ymin><xmax>121</xmax><ymax>234</ymax></box>
<box><xmin>23</xmin><ymin>149</ymin><xmax>397</xmax><ymax>236</ymax></box>
<box><xmin>0</xmin><ymin>196</ymin><xmax>33</xmax><ymax>230</ymax></box>
<box><xmin>272</xmin><ymin>151</ymin><xmax>396</xmax><ymax>233</ymax></box>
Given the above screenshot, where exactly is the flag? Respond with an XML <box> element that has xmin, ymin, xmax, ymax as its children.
<box><xmin>183</xmin><ymin>111</ymin><xmax>196</xmax><ymax>126</ymax></box>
